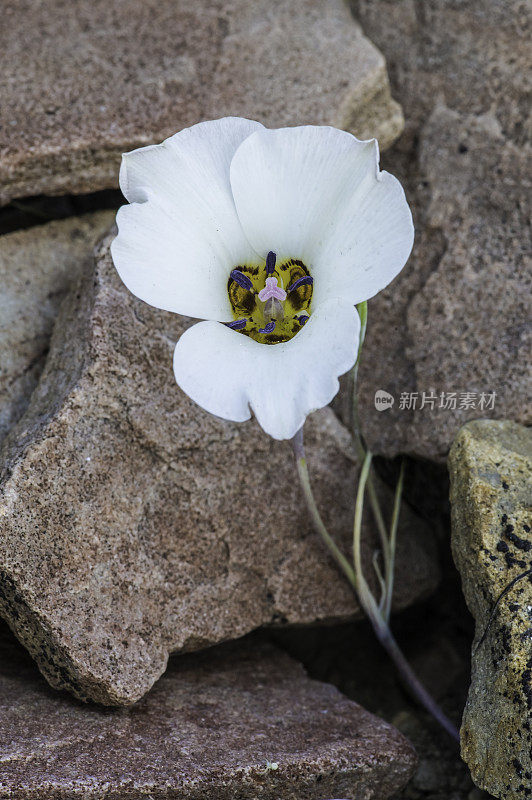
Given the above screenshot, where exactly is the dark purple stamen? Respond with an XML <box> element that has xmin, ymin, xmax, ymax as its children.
<box><xmin>295</xmin><ymin>314</ymin><xmax>309</xmax><ymax>326</ymax></box>
<box><xmin>287</xmin><ymin>275</ymin><xmax>313</xmax><ymax>292</ymax></box>
<box><xmin>266</xmin><ymin>251</ymin><xmax>277</xmax><ymax>275</ymax></box>
<box><xmin>259</xmin><ymin>321</ymin><xmax>276</xmax><ymax>334</ymax></box>
<box><xmin>225</xmin><ymin>319</ymin><xmax>247</xmax><ymax>330</ymax></box>
<box><xmin>230</xmin><ymin>269</ymin><xmax>253</xmax><ymax>291</ymax></box>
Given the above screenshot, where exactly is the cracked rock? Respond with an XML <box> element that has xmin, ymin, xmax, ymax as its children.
<box><xmin>0</xmin><ymin>625</ymin><xmax>417</xmax><ymax>799</ymax></box>
<box><xmin>351</xmin><ymin>0</ymin><xmax>531</xmax><ymax>462</ymax></box>
<box><xmin>0</xmin><ymin>212</ymin><xmax>115</xmax><ymax>445</ymax></box>
<box><xmin>449</xmin><ymin>420</ymin><xmax>532</xmax><ymax>800</ymax></box>
<box><xmin>0</xmin><ymin>231</ymin><xmax>438</xmax><ymax>705</ymax></box>
<box><xmin>0</xmin><ymin>0</ymin><xmax>403</xmax><ymax>205</ymax></box>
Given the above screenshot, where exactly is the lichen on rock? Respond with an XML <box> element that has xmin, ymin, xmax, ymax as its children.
<box><xmin>449</xmin><ymin>419</ymin><xmax>532</xmax><ymax>799</ymax></box>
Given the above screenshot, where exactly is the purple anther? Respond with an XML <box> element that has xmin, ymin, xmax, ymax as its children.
<box><xmin>287</xmin><ymin>275</ymin><xmax>313</xmax><ymax>292</ymax></box>
<box><xmin>230</xmin><ymin>269</ymin><xmax>253</xmax><ymax>291</ymax></box>
<box><xmin>259</xmin><ymin>321</ymin><xmax>276</xmax><ymax>334</ymax></box>
<box><xmin>266</xmin><ymin>251</ymin><xmax>277</xmax><ymax>275</ymax></box>
<box><xmin>295</xmin><ymin>314</ymin><xmax>309</xmax><ymax>326</ymax></box>
<box><xmin>225</xmin><ymin>319</ymin><xmax>247</xmax><ymax>330</ymax></box>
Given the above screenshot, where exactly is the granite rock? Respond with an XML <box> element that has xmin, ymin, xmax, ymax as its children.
<box><xmin>449</xmin><ymin>420</ymin><xmax>532</xmax><ymax>799</ymax></box>
<box><xmin>0</xmin><ymin>232</ymin><xmax>438</xmax><ymax>706</ymax></box>
<box><xmin>349</xmin><ymin>0</ymin><xmax>531</xmax><ymax>461</ymax></box>
<box><xmin>0</xmin><ymin>212</ymin><xmax>115</xmax><ymax>444</ymax></box>
<box><xmin>0</xmin><ymin>624</ymin><xmax>417</xmax><ymax>800</ymax></box>
<box><xmin>274</xmin><ymin>581</ymin><xmax>496</xmax><ymax>800</ymax></box>
<box><xmin>0</xmin><ymin>0</ymin><xmax>403</xmax><ymax>205</ymax></box>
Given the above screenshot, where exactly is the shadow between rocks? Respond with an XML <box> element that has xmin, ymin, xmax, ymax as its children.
<box><xmin>0</xmin><ymin>189</ymin><xmax>123</xmax><ymax>235</ymax></box>
<box><xmin>271</xmin><ymin>553</ymin><xmax>497</xmax><ymax>800</ymax></box>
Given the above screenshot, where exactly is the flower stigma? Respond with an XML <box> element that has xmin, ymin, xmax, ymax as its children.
<box><xmin>226</xmin><ymin>251</ymin><xmax>313</xmax><ymax>344</ymax></box>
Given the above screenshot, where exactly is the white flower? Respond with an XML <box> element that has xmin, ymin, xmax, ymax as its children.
<box><xmin>111</xmin><ymin>118</ymin><xmax>413</xmax><ymax>440</ymax></box>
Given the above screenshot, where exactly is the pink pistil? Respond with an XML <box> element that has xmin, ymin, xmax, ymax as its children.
<box><xmin>258</xmin><ymin>277</ymin><xmax>287</xmax><ymax>303</ymax></box>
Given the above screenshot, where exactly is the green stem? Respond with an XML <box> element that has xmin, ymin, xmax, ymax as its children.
<box><xmin>350</xmin><ymin>302</ymin><xmax>368</xmax><ymax>439</ymax></box>
<box><xmin>350</xmin><ymin>303</ymin><xmax>391</xmax><ymax>577</ymax></box>
<box><xmin>383</xmin><ymin>459</ymin><xmax>405</xmax><ymax>623</ymax></box>
<box><xmin>352</xmin><ymin>449</ymin><xmax>372</xmax><ymax>589</ymax></box>
<box><xmin>355</xmin><ymin>438</ymin><xmax>391</xmax><ymax>572</ymax></box>
<box><xmin>292</xmin><ymin>429</ymin><xmax>356</xmax><ymax>587</ymax></box>
<box><xmin>355</xmin><ymin>301</ymin><xmax>368</xmax><ymax>369</ymax></box>
<box><xmin>292</xmin><ymin>427</ymin><xmax>460</xmax><ymax>744</ymax></box>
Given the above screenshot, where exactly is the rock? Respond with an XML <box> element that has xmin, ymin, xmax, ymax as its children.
<box><xmin>351</xmin><ymin>0</ymin><xmax>529</xmax><ymax>137</ymax></box>
<box><xmin>0</xmin><ymin>212</ymin><xmax>115</xmax><ymax>445</ymax></box>
<box><xmin>274</xmin><ymin>575</ymin><xmax>483</xmax><ymax>800</ymax></box>
<box><xmin>449</xmin><ymin>420</ymin><xmax>532</xmax><ymax>799</ymax></box>
<box><xmin>0</xmin><ymin>623</ymin><xmax>417</xmax><ymax>800</ymax></box>
<box><xmin>0</xmin><ymin>0</ymin><xmax>403</xmax><ymax>205</ymax></box>
<box><xmin>0</xmin><ymin>231</ymin><xmax>439</xmax><ymax>706</ymax></box>
<box><xmin>349</xmin><ymin>0</ymin><xmax>531</xmax><ymax>462</ymax></box>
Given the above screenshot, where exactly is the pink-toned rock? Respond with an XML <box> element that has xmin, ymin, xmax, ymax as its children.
<box><xmin>0</xmin><ymin>625</ymin><xmax>417</xmax><ymax>799</ymax></box>
<box><xmin>0</xmin><ymin>0</ymin><xmax>403</xmax><ymax>205</ymax></box>
<box><xmin>0</xmin><ymin>232</ymin><xmax>438</xmax><ymax>706</ymax></box>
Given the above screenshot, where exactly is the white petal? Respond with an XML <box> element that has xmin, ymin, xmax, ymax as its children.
<box><xmin>111</xmin><ymin>117</ymin><xmax>263</xmax><ymax>320</ymax></box>
<box><xmin>229</xmin><ymin>126</ymin><xmax>414</xmax><ymax>307</ymax></box>
<box><xmin>173</xmin><ymin>299</ymin><xmax>360</xmax><ymax>440</ymax></box>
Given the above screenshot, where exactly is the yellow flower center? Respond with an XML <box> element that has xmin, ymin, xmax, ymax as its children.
<box><xmin>226</xmin><ymin>251</ymin><xmax>313</xmax><ymax>344</ymax></box>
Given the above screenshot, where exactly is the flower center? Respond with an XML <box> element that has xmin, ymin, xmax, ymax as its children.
<box><xmin>226</xmin><ymin>251</ymin><xmax>313</xmax><ymax>344</ymax></box>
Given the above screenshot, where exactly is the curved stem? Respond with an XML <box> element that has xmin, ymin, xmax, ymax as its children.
<box><xmin>383</xmin><ymin>459</ymin><xmax>405</xmax><ymax>624</ymax></box>
<box><xmin>370</xmin><ymin>615</ymin><xmax>460</xmax><ymax>742</ymax></box>
<box><xmin>349</xmin><ymin>303</ymin><xmax>391</xmax><ymax>574</ymax></box>
<box><xmin>292</xmin><ymin>426</ymin><xmax>459</xmax><ymax>744</ymax></box>
<box><xmin>352</xmin><ymin>450</ymin><xmax>372</xmax><ymax>588</ymax></box>
<box><xmin>350</xmin><ymin>302</ymin><xmax>368</xmax><ymax>443</ymax></box>
<box><xmin>292</xmin><ymin>429</ymin><xmax>356</xmax><ymax>587</ymax></box>
<box><xmin>352</xmin><ymin>416</ymin><xmax>391</xmax><ymax>595</ymax></box>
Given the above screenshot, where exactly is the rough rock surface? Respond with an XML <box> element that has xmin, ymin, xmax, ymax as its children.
<box><xmin>350</xmin><ymin>0</ymin><xmax>531</xmax><ymax>461</ymax></box>
<box><xmin>449</xmin><ymin>420</ymin><xmax>532</xmax><ymax>799</ymax></box>
<box><xmin>274</xmin><ymin>582</ymin><xmax>495</xmax><ymax>800</ymax></box>
<box><xmin>0</xmin><ymin>624</ymin><xmax>417</xmax><ymax>800</ymax></box>
<box><xmin>0</xmin><ymin>232</ymin><xmax>438</xmax><ymax>706</ymax></box>
<box><xmin>0</xmin><ymin>0</ymin><xmax>403</xmax><ymax>205</ymax></box>
<box><xmin>0</xmin><ymin>212</ymin><xmax>114</xmax><ymax>444</ymax></box>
